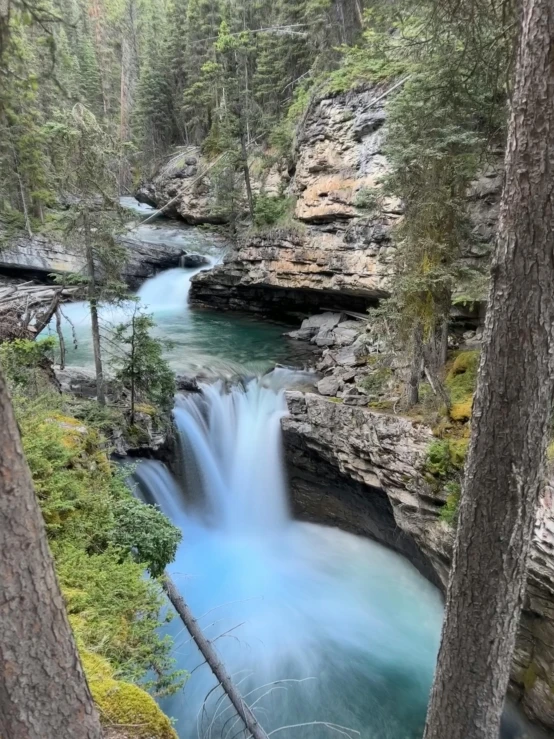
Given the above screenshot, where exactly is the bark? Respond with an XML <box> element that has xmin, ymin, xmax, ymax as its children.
<box><xmin>163</xmin><ymin>575</ymin><xmax>270</xmax><ymax>739</ymax></box>
<box><xmin>423</xmin><ymin>3</ymin><xmax>554</xmax><ymax>738</ymax></box>
<box><xmin>406</xmin><ymin>321</ymin><xmax>423</xmax><ymax>407</ymax></box>
<box><xmin>55</xmin><ymin>307</ymin><xmax>66</xmax><ymax>370</ymax></box>
<box><xmin>0</xmin><ymin>369</ymin><xmax>103</xmax><ymax>739</ymax></box>
<box><xmin>118</xmin><ymin>0</ymin><xmax>138</xmax><ymax>193</ymax></box>
<box><xmin>84</xmin><ymin>209</ymin><xmax>106</xmax><ymax>406</ymax></box>
<box><xmin>239</xmin><ymin>127</ymin><xmax>255</xmax><ymax>222</ymax></box>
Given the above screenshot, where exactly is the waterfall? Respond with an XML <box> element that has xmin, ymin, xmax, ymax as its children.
<box><xmin>173</xmin><ymin>379</ymin><xmax>290</xmax><ymax>532</ymax></box>
<box><xmin>135</xmin><ymin>373</ymin><xmax>445</xmax><ymax>739</ymax></box>
<box><xmin>137</xmin><ymin>264</ymin><xmax>212</xmax><ymax>313</ymax></box>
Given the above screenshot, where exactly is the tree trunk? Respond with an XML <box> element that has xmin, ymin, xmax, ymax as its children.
<box><xmin>84</xmin><ymin>209</ymin><xmax>106</xmax><ymax>406</ymax></box>
<box><xmin>239</xmin><ymin>128</ymin><xmax>255</xmax><ymax>222</ymax></box>
<box><xmin>163</xmin><ymin>575</ymin><xmax>270</xmax><ymax>739</ymax></box>
<box><xmin>55</xmin><ymin>307</ymin><xmax>66</xmax><ymax>371</ymax></box>
<box><xmin>0</xmin><ymin>369</ymin><xmax>103</xmax><ymax>739</ymax></box>
<box><xmin>130</xmin><ymin>310</ymin><xmax>136</xmax><ymax>424</ymax></box>
<box><xmin>423</xmin><ymin>3</ymin><xmax>554</xmax><ymax>738</ymax></box>
<box><xmin>406</xmin><ymin>321</ymin><xmax>423</xmax><ymax>407</ymax></box>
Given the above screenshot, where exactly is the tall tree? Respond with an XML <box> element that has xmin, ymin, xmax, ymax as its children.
<box><xmin>423</xmin><ymin>2</ymin><xmax>554</xmax><ymax>738</ymax></box>
<box><xmin>0</xmin><ymin>367</ymin><xmax>103</xmax><ymax>739</ymax></box>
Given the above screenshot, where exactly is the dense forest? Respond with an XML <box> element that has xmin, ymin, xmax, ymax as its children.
<box><xmin>2</xmin><ymin>1</ymin><xmax>554</xmax><ymax>739</ymax></box>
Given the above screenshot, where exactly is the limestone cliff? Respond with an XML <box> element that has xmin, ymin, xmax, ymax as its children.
<box><xmin>189</xmin><ymin>84</ymin><xmax>500</xmax><ymax>316</ymax></box>
<box><xmin>0</xmin><ymin>227</ymin><xmax>199</xmax><ymax>289</ymax></box>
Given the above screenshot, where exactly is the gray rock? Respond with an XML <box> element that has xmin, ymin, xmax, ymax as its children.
<box><xmin>332</xmin><ymin>325</ymin><xmax>360</xmax><ymax>347</ymax></box>
<box><xmin>317</xmin><ymin>375</ymin><xmax>342</xmax><ymax>396</ymax></box>
<box><xmin>336</xmin><ymin>343</ymin><xmax>367</xmax><ymax>367</ymax></box>
<box><xmin>287</xmin><ymin>328</ymin><xmax>314</xmax><ymax>341</ymax></box>
<box><xmin>313</xmin><ymin>328</ymin><xmax>337</xmax><ymax>347</ymax></box>
<box><xmin>181</xmin><ymin>253</ymin><xmax>211</xmax><ymax>268</ymax></box>
<box><xmin>302</xmin><ymin>312</ymin><xmax>345</xmax><ymax>332</ymax></box>
<box><xmin>316</xmin><ymin>351</ymin><xmax>338</xmax><ymax>371</ymax></box>
<box><xmin>175</xmin><ymin>374</ymin><xmax>201</xmax><ymax>392</ymax></box>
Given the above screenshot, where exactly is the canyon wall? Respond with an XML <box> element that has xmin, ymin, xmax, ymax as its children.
<box><xmin>189</xmin><ymin>83</ymin><xmax>500</xmax><ymax>316</ymax></box>
<box><xmin>283</xmin><ymin>392</ymin><xmax>554</xmax><ymax>730</ymax></box>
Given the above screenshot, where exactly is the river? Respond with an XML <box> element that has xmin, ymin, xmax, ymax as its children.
<box><xmin>56</xmin><ymin>202</ymin><xmax>546</xmax><ymax>739</ymax></box>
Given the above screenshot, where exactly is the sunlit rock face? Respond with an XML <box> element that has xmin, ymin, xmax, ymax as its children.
<box><xmin>282</xmin><ymin>392</ymin><xmax>554</xmax><ymax>732</ymax></box>
<box><xmin>190</xmin><ymin>83</ymin><xmax>501</xmax><ymax>315</ymax></box>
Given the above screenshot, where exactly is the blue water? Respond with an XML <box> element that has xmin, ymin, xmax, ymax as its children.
<box><xmin>136</xmin><ymin>379</ymin><xmax>444</xmax><ymax>739</ymax></box>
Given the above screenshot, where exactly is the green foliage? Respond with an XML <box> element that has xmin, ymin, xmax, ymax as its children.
<box><xmin>0</xmin><ymin>337</ymin><xmax>56</xmax><ymax>393</ymax></box>
<box><xmin>440</xmin><ymin>481</ymin><xmax>461</xmax><ymax>525</ymax></box>
<box><xmin>426</xmin><ymin>439</ymin><xmax>457</xmax><ymax>478</ymax></box>
<box><xmin>110</xmin><ymin>307</ymin><xmax>176</xmax><ymax>418</ymax></box>
<box><xmin>445</xmin><ymin>350</ymin><xmax>479</xmax><ymax>420</ymax></box>
<box><xmin>425</xmin><ymin>436</ymin><xmax>468</xmax><ymax>526</ymax></box>
<box><xmin>112</xmin><ymin>497</ymin><xmax>182</xmax><ymax>578</ymax></box>
<box><xmin>11</xmin><ymin>382</ymin><xmax>182</xmax><ymax>694</ymax></box>
<box><xmin>354</xmin><ymin>186</ymin><xmax>382</xmax><ymax>213</ymax></box>
<box><xmin>56</xmin><ymin>543</ymin><xmax>182</xmax><ymax>690</ymax></box>
<box><xmin>253</xmin><ymin>194</ymin><xmax>294</xmax><ymax>227</ymax></box>
<box><xmin>358</xmin><ymin>366</ymin><xmax>391</xmax><ymax>396</ymax></box>
<box><xmin>348</xmin><ymin>0</ymin><xmax>513</xmax><ymax>402</ymax></box>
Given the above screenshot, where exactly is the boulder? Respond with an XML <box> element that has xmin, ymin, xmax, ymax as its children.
<box><xmin>181</xmin><ymin>253</ymin><xmax>211</xmax><ymax>268</ymax></box>
<box><xmin>317</xmin><ymin>375</ymin><xmax>342</xmax><ymax>396</ymax></box>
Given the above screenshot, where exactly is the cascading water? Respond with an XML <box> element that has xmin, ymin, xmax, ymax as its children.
<box><xmin>134</xmin><ymin>374</ymin><xmax>445</xmax><ymax>739</ymax></box>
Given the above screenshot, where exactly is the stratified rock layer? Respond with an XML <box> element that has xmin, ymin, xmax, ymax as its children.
<box><xmin>190</xmin><ymin>84</ymin><xmax>500</xmax><ymax>315</ymax></box>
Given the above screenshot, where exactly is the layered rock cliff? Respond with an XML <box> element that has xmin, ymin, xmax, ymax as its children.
<box><xmin>0</xmin><ymin>226</ymin><xmax>208</xmax><ymax>289</ymax></box>
<box><xmin>189</xmin><ymin>84</ymin><xmax>500</xmax><ymax>316</ymax></box>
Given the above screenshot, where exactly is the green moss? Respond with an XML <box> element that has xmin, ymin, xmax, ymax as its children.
<box><xmin>450</xmin><ymin>398</ymin><xmax>473</xmax><ymax>422</ymax></box>
<box><xmin>440</xmin><ymin>482</ymin><xmax>461</xmax><ymax>524</ymax></box>
<box><xmin>14</xmin><ymin>396</ymin><xmax>182</xmax><ymax>694</ymax></box>
<box><xmin>445</xmin><ymin>350</ymin><xmax>479</xmax><ymax>412</ymax></box>
<box><xmin>82</xmin><ymin>651</ymin><xmax>178</xmax><ymax>739</ymax></box>
<box><xmin>425</xmin><ymin>437</ymin><xmax>468</xmax><ymax>526</ymax></box>
<box><xmin>425</xmin><ymin>438</ymin><xmax>468</xmax><ymax>477</ymax></box>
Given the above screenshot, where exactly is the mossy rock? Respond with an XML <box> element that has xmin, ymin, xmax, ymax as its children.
<box><xmin>445</xmin><ymin>351</ymin><xmax>479</xmax><ymax>421</ymax></box>
<box><xmin>82</xmin><ymin>651</ymin><xmax>177</xmax><ymax>739</ymax></box>
<box><xmin>450</xmin><ymin>397</ymin><xmax>473</xmax><ymax>422</ymax></box>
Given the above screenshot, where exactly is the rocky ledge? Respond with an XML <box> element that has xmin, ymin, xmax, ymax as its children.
<box><xmin>282</xmin><ymin>392</ymin><xmax>554</xmax><ymax>730</ymax></box>
<box><xmin>190</xmin><ymin>84</ymin><xmax>500</xmax><ymax>316</ymax></box>
<box><xmin>0</xmin><ymin>229</ymin><xmax>202</xmax><ymax>289</ymax></box>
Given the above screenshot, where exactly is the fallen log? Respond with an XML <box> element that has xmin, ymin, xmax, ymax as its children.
<box><xmin>162</xmin><ymin>574</ymin><xmax>270</xmax><ymax>739</ymax></box>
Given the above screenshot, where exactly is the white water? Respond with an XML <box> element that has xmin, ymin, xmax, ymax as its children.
<box><xmin>134</xmin><ymin>375</ymin><xmax>445</xmax><ymax>739</ymax></box>
<box><xmin>45</xmin><ymin>264</ymin><xmax>305</xmax><ymax>375</ymax></box>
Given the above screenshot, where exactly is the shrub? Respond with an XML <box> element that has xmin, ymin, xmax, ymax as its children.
<box><xmin>253</xmin><ymin>194</ymin><xmax>293</xmax><ymax>227</ymax></box>
<box><xmin>17</xmin><ymin>401</ymin><xmax>182</xmax><ymax>694</ymax></box>
<box><xmin>56</xmin><ymin>543</ymin><xmax>180</xmax><ymax>689</ymax></box>
<box><xmin>112</xmin><ymin>497</ymin><xmax>181</xmax><ymax>578</ymax></box>
<box><xmin>440</xmin><ymin>482</ymin><xmax>461</xmax><ymax>525</ymax></box>
<box><xmin>0</xmin><ymin>337</ymin><xmax>56</xmax><ymax>393</ymax></box>
<box><xmin>354</xmin><ymin>186</ymin><xmax>382</xmax><ymax>213</ymax></box>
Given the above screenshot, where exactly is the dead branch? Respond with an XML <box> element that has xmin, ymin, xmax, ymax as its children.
<box><xmin>162</xmin><ymin>574</ymin><xmax>270</xmax><ymax>739</ymax></box>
